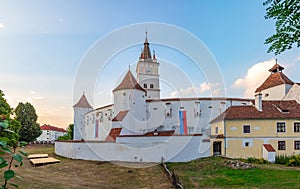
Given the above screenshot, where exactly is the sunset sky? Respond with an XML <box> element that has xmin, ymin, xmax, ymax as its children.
<box><xmin>0</xmin><ymin>0</ymin><xmax>299</xmax><ymax>129</ymax></box>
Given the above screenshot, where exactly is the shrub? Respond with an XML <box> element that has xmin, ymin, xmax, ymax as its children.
<box><xmin>246</xmin><ymin>157</ymin><xmax>268</xmax><ymax>164</ymax></box>
<box><xmin>275</xmin><ymin>155</ymin><xmax>300</xmax><ymax>166</ymax></box>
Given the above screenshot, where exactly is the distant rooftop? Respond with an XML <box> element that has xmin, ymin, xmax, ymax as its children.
<box><xmin>41</xmin><ymin>124</ymin><xmax>67</xmax><ymax>132</ymax></box>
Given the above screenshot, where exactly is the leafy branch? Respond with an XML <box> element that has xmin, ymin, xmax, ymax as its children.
<box><xmin>264</xmin><ymin>0</ymin><xmax>300</xmax><ymax>55</ymax></box>
<box><xmin>0</xmin><ymin>120</ymin><xmax>27</xmax><ymax>189</ymax></box>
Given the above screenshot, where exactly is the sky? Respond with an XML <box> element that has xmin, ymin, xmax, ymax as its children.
<box><xmin>0</xmin><ymin>0</ymin><xmax>299</xmax><ymax>129</ymax></box>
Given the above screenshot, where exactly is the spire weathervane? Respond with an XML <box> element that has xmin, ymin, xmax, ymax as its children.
<box><xmin>145</xmin><ymin>29</ymin><xmax>148</xmax><ymax>43</ymax></box>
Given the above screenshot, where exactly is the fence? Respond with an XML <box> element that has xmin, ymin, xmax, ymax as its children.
<box><xmin>161</xmin><ymin>158</ymin><xmax>183</xmax><ymax>189</ymax></box>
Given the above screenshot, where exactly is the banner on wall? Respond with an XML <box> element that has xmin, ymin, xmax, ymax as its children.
<box><xmin>179</xmin><ymin>110</ymin><xmax>187</xmax><ymax>135</ymax></box>
<box><xmin>95</xmin><ymin>119</ymin><xmax>99</xmax><ymax>138</ymax></box>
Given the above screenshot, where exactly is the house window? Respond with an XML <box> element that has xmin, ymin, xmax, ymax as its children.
<box><xmin>295</xmin><ymin>141</ymin><xmax>300</xmax><ymax>150</ymax></box>
<box><xmin>215</xmin><ymin>127</ymin><xmax>219</xmax><ymax>134</ymax></box>
<box><xmin>150</xmin><ymin>84</ymin><xmax>154</xmax><ymax>88</ymax></box>
<box><xmin>243</xmin><ymin>125</ymin><xmax>250</xmax><ymax>133</ymax></box>
<box><xmin>245</xmin><ymin>142</ymin><xmax>249</xmax><ymax>147</ymax></box>
<box><xmin>278</xmin><ymin>141</ymin><xmax>286</xmax><ymax>150</ymax></box>
<box><xmin>277</xmin><ymin>122</ymin><xmax>286</xmax><ymax>132</ymax></box>
<box><xmin>294</xmin><ymin>122</ymin><xmax>300</xmax><ymax>132</ymax></box>
<box><xmin>144</xmin><ymin>83</ymin><xmax>147</xmax><ymax>88</ymax></box>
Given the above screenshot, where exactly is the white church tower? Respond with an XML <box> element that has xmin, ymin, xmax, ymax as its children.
<box><xmin>73</xmin><ymin>93</ymin><xmax>92</xmax><ymax>140</ymax></box>
<box><xmin>136</xmin><ymin>32</ymin><xmax>160</xmax><ymax>99</ymax></box>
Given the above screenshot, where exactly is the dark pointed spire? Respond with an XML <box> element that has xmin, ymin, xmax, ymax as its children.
<box><xmin>153</xmin><ymin>50</ymin><xmax>156</xmax><ymax>60</ymax></box>
<box><xmin>140</xmin><ymin>31</ymin><xmax>152</xmax><ymax>59</ymax></box>
<box><xmin>145</xmin><ymin>30</ymin><xmax>148</xmax><ymax>43</ymax></box>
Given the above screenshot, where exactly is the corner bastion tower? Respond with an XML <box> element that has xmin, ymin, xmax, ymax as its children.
<box><xmin>73</xmin><ymin>93</ymin><xmax>93</xmax><ymax>140</ymax></box>
<box><xmin>136</xmin><ymin>32</ymin><xmax>160</xmax><ymax>99</ymax></box>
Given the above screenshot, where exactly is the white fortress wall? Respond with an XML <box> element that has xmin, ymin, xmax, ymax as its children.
<box><xmin>146</xmin><ymin>98</ymin><xmax>252</xmax><ymax>134</ymax></box>
<box><xmin>55</xmin><ymin>135</ymin><xmax>210</xmax><ymax>162</ymax></box>
<box><xmin>85</xmin><ymin>105</ymin><xmax>114</xmax><ymax>141</ymax></box>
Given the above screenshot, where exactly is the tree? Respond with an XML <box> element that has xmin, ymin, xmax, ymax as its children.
<box><xmin>15</xmin><ymin>102</ymin><xmax>41</xmax><ymax>142</ymax></box>
<box><xmin>264</xmin><ymin>0</ymin><xmax>300</xmax><ymax>55</ymax></box>
<box><xmin>67</xmin><ymin>124</ymin><xmax>74</xmax><ymax>140</ymax></box>
<box><xmin>0</xmin><ymin>90</ymin><xmax>12</xmax><ymax>119</ymax></box>
<box><xmin>58</xmin><ymin>124</ymin><xmax>74</xmax><ymax>140</ymax></box>
<box><xmin>0</xmin><ymin>90</ymin><xmax>21</xmax><ymax>145</ymax></box>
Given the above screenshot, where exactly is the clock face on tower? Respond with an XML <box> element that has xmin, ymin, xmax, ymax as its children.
<box><xmin>146</xmin><ymin>67</ymin><xmax>152</xmax><ymax>73</ymax></box>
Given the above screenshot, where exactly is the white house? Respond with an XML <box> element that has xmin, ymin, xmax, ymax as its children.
<box><xmin>37</xmin><ymin>124</ymin><xmax>67</xmax><ymax>143</ymax></box>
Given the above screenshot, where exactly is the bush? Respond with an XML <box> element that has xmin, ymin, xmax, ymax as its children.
<box><xmin>245</xmin><ymin>157</ymin><xmax>268</xmax><ymax>164</ymax></box>
<box><xmin>275</xmin><ymin>155</ymin><xmax>300</xmax><ymax>166</ymax></box>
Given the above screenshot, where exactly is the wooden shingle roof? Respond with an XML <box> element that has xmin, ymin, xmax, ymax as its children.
<box><xmin>113</xmin><ymin>70</ymin><xmax>146</xmax><ymax>93</ymax></box>
<box><xmin>73</xmin><ymin>94</ymin><xmax>92</xmax><ymax>109</ymax></box>
<box><xmin>105</xmin><ymin>128</ymin><xmax>122</xmax><ymax>142</ymax></box>
<box><xmin>112</xmin><ymin>110</ymin><xmax>129</xmax><ymax>122</ymax></box>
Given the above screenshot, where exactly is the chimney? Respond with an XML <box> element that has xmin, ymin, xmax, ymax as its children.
<box><xmin>255</xmin><ymin>93</ymin><xmax>263</xmax><ymax>111</ymax></box>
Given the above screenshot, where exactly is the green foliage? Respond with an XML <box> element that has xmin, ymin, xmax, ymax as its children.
<box><xmin>67</xmin><ymin>124</ymin><xmax>74</xmax><ymax>140</ymax></box>
<box><xmin>275</xmin><ymin>155</ymin><xmax>300</xmax><ymax>166</ymax></box>
<box><xmin>15</xmin><ymin>102</ymin><xmax>42</xmax><ymax>142</ymax></box>
<box><xmin>264</xmin><ymin>0</ymin><xmax>300</xmax><ymax>55</ymax></box>
<box><xmin>57</xmin><ymin>135</ymin><xmax>70</xmax><ymax>141</ymax></box>
<box><xmin>0</xmin><ymin>120</ymin><xmax>27</xmax><ymax>189</ymax></box>
<box><xmin>0</xmin><ymin>90</ymin><xmax>12</xmax><ymax>118</ymax></box>
<box><xmin>57</xmin><ymin>124</ymin><xmax>74</xmax><ymax>141</ymax></box>
<box><xmin>0</xmin><ymin>91</ymin><xmax>29</xmax><ymax>188</ymax></box>
<box><xmin>245</xmin><ymin>157</ymin><xmax>268</xmax><ymax>164</ymax></box>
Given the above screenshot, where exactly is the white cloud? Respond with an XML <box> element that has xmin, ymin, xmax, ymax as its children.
<box><xmin>169</xmin><ymin>82</ymin><xmax>221</xmax><ymax>98</ymax></box>
<box><xmin>231</xmin><ymin>59</ymin><xmax>276</xmax><ymax>97</ymax></box>
<box><xmin>32</xmin><ymin>96</ymin><xmax>45</xmax><ymax>100</ymax></box>
<box><xmin>0</xmin><ymin>23</ymin><xmax>4</xmax><ymax>29</ymax></box>
<box><xmin>6</xmin><ymin>92</ymin><xmax>45</xmax><ymax>108</ymax></box>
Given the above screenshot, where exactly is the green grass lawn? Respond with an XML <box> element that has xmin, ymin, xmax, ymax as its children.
<box><xmin>168</xmin><ymin>157</ymin><xmax>300</xmax><ymax>189</ymax></box>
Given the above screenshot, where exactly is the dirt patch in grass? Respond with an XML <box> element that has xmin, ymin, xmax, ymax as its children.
<box><xmin>1</xmin><ymin>145</ymin><xmax>172</xmax><ymax>189</ymax></box>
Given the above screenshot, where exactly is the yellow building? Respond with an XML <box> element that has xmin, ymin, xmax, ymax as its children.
<box><xmin>209</xmin><ymin>62</ymin><xmax>300</xmax><ymax>162</ymax></box>
<box><xmin>210</xmin><ymin>99</ymin><xmax>300</xmax><ymax>162</ymax></box>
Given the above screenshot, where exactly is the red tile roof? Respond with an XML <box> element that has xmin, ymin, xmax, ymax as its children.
<box><xmin>210</xmin><ymin>100</ymin><xmax>300</xmax><ymax>123</ymax></box>
<box><xmin>113</xmin><ymin>70</ymin><xmax>146</xmax><ymax>93</ymax></box>
<box><xmin>255</xmin><ymin>72</ymin><xmax>294</xmax><ymax>92</ymax></box>
<box><xmin>40</xmin><ymin>124</ymin><xmax>67</xmax><ymax>132</ymax></box>
<box><xmin>73</xmin><ymin>94</ymin><xmax>93</xmax><ymax>109</ymax></box>
<box><xmin>263</xmin><ymin>144</ymin><xmax>275</xmax><ymax>152</ymax></box>
<box><xmin>105</xmin><ymin>128</ymin><xmax>122</xmax><ymax>142</ymax></box>
<box><xmin>112</xmin><ymin>110</ymin><xmax>129</xmax><ymax>122</ymax></box>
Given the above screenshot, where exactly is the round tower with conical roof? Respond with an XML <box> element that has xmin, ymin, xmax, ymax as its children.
<box><xmin>113</xmin><ymin>70</ymin><xmax>147</xmax><ymax>134</ymax></box>
<box><xmin>73</xmin><ymin>93</ymin><xmax>93</xmax><ymax>140</ymax></box>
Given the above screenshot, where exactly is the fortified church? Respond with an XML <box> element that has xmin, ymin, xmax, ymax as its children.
<box><xmin>72</xmin><ymin>34</ymin><xmax>251</xmax><ymax>142</ymax></box>
<box><xmin>55</xmin><ymin>34</ymin><xmax>300</xmax><ymax>163</ymax></box>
